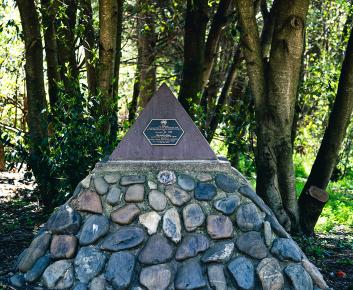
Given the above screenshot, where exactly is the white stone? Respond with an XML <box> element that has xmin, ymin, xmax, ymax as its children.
<box><xmin>139</xmin><ymin>212</ymin><xmax>161</xmax><ymax>235</ymax></box>
<box><xmin>80</xmin><ymin>175</ymin><xmax>91</xmax><ymax>188</ymax></box>
<box><xmin>148</xmin><ymin>181</ymin><xmax>158</xmax><ymax>190</ymax></box>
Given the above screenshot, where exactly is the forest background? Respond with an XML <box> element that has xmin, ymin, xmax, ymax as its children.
<box><xmin>0</xmin><ymin>0</ymin><xmax>352</xmax><ymax>239</ymax></box>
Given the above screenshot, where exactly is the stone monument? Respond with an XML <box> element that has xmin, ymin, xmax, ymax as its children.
<box><xmin>11</xmin><ymin>84</ymin><xmax>329</xmax><ymax>290</ymax></box>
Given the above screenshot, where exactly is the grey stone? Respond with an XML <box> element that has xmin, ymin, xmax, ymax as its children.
<box><xmin>140</xmin><ymin>264</ymin><xmax>171</xmax><ymax>290</ymax></box>
<box><xmin>120</xmin><ymin>175</ymin><xmax>146</xmax><ymax>185</ymax></box>
<box><xmin>138</xmin><ymin>234</ymin><xmax>174</xmax><ymax>265</ymax></box>
<box><xmin>94</xmin><ymin>176</ymin><xmax>109</xmax><ymax>195</ymax></box>
<box><xmin>194</xmin><ymin>183</ymin><xmax>217</xmax><ymax>201</ymax></box>
<box><xmin>271</xmin><ymin>238</ymin><xmax>302</xmax><ymax>262</ymax></box>
<box><xmin>10</xmin><ymin>274</ymin><xmax>25</xmax><ymax>288</ymax></box>
<box><xmin>175</xmin><ymin>260</ymin><xmax>207</xmax><ymax>289</ymax></box>
<box><xmin>18</xmin><ymin>232</ymin><xmax>51</xmax><ymax>272</ymax></box>
<box><xmin>236</xmin><ymin>203</ymin><xmax>263</xmax><ymax>231</ymax></box>
<box><xmin>183</xmin><ymin>203</ymin><xmax>205</xmax><ymax>231</ymax></box>
<box><xmin>46</xmin><ymin>205</ymin><xmax>81</xmax><ymax>234</ymax></box>
<box><xmin>157</xmin><ymin>170</ymin><xmax>176</xmax><ymax>185</ymax></box>
<box><xmin>238</xmin><ymin>185</ymin><xmax>272</xmax><ymax>216</ymax></box>
<box><xmin>74</xmin><ymin>247</ymin><xmax>106</xmax><ymax>283</ymax></box>
<box><xmin>206</xmin><ymin>215</ymin><xmax>233</xmax><ymax>239</ymax></box>
<box><xmin>139</xmin><ymin>211</ymin><xmax>161</xmax><ymax>235</ymax></box>
<box><xmin>215</xmin><ymin>174</ymin><xmax>238</xmax><ymax>192</ymax></box>
<box><xmin>257</xmin><ymin>258</ymin><xmax>284</xmax><ymax>290</ymax></box>
<box><xmin>106</xmin><ymin>186</ymin><xmax>121</xmax><ymax>205</ymax></box>
<box><xmin>263</xmin><ymin>221</ymin><xmax>273</xmax><ymax>247</ymax></box>
<box><xmin>75</xmin><ymin>190</ymin><xmax>103</xmax><ymax>214</ymax></box>
<box><xmin>228</xmin><ymin>256</ymin><xmax>254</xmax><ymax>290</ymax></box>
<box><xmin>214</xmin><ymin>196</ymin><xmax>240</xmax><ymax>215</ymax></box>
<box><xmin>148</xmin><ymin>180</ymin><xmax>158</xmax><ymax>190</ymax></box>
<box><xmin>284</xmin><ymin>264</ymin><xmax>313</xmax><ymax>290</ymax></box>
<box><xmin>42</xmin><ymin>260</ymin><xmax>74</xmax><ymax>289</ymax></box>
<box><xmin>81</xmin><ymin>175</ymin><xmax>91</xmax><ymax>188</ymax></box>
<box><xmin>236</xmin><ymin>231</ymin><xmax>268</xmax><ymax>259</ymax></box>
<box><xmin>207</xmin><ymin>264</ymin><xmax>227</xmax><ymax>290</ymax></box>
<box><xmin>79</xmin><ymin>215</ymin><xmax>110</xmax><ymax>245</ymax></box>
<box><xmin>265</xmin><ymin>214</ymin><xmax>289</xmax><ymax>238</ymax></box>
<box><xmin>176</xmin><ymin>234</ymin><xmax>210</xmax><ymax>260</ymax></box>
<box><xmin>24</xmin><ymin>255</ymin><xmax>51</xmax><ymax>282</ymax></box>
<box><xmin>165</xmin><ymin>186</ymin><xmax>191</xmax><ymax>206</ymax></box>
<box><xmin>105</xmin><ymin>251</ymin><xmax>135</xmax><ymax>289</ymax></box>
<box><xmin>302</xmin><ymin>259</ymin><xmax>329</xmax><ymax>290</ymax></box>
<box><xmin>89</xmin><ymin>276</ymin><xmax>106</xmax><ymax>290</ymax></box>
<box><xmin>148</xmin><ymin>190</ymin><xmax>167</xmax><ymax>211</ymax></box>
<box><xmin>101</xmin><ymin>226</ymin><xmax>145</xmax><ymax>251</ymax></box>
<box><xmin>111</xmin><ymin>204</ymin><xmax>140</xmax><ymax>225</ymax></box>
<box><xmin>50</xmin><ymin>235</ymin><xmax>78</xmax><ymax>258</ymax></box>
<box><xmin>125</xmin><ymin>184</ymin><xmax>145</xmax><ymax>202</ymax></box>
<box><xmin>163</xmin><ymin>208</ymin><xmax>182</xmax><ymax>243</ymax></box>
<box><xmin>104</xmin><ymin>174</ymin><xmax>120</xmax><ymax>184</ymax></box>
<box><xmin>201</xmin><ymin>241</ymin><xmax>234</xmax><ymax>263</ymax></box>
<box><xmin>197</xmin><ymin>173</ymin><xmax>213</xmax><ymax>182</ymax></box>
<box><xmin>74</xmin><ymin>283</ymin><xmax>88</xmax><ymax>290</ymax></box>
<box><xmin>177</xmin><ymin>174</ymin><xmax>196</xmax><ymax>191</ymax></box>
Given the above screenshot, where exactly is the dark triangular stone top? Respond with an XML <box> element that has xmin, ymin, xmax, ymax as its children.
<box><xmin>109</xmin><ymin>84</ymin><xmax>217</xmax><ymax>160</ymax></box>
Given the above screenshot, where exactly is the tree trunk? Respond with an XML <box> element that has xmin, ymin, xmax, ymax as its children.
<box><xmin>236</xmin><ymin>0</ymin><xmax>309</xmax><ymax>232</ymax></box>
<box><xmin>80</xmin><ymin>0</ymin><xmax>98</xmax><ymax>94</ymax></box>
<box><xmin>129</xmin><ymin>65</ymin><xmax>140</xmax><ymax>123</ymax></box>
<box><xmin>207</xmin><ymin>47</ymin><xmax>242</xmax><ymax>141</ymax></box>
<box><xmin>0</xmin><ymin>142</ymin><xmax>5</xmax><ymax>171</ymax></box>
<box><xmin>41</xmin><ymin>0</ymin><xmax>61</xmax><ymax>108</ymax></box>
<box><xmin>178</xmin><ymin>0</ymin><xmax>209</xmax><ymax>117</ymax></box>
<box><xmin>56</xmin><ymin>0</ymin><xmax>80</xmax><ymax>93</ymax></box>
<box><xmin>202</xmin><ymin>0</ymin><xmax>233</xmax><ymax>89</ymax></box>
<box><xmin>299</xmin><ymin>28</ymin><xmax>353</xmax><ymax>235</ymax></box>
<box><xmin>113</xmin><ymin>0</ymin><xmax>124</xmax><ymax>99</ymax></box>
<box><xmin>137</xmin><ymin>0</ymin><xmax>157</xmax><ymax>108</ymax></box>
<box><xmin>17</xmin><ymin>0</ymin><xmax>50</xmax><ymax>205</ymax></box>
<box><xmin>98</xmin><ymin>0</ymin><xmax>117</xmax><ymax>139</ymax></box>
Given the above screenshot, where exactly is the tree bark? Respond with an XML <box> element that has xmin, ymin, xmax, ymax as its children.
<box><xmin>17</xmin><ymin>0</ymin><xmax>50</xmax><ymax>204</ymax></box>
<box><xmin>98</xmin><ymin>0</ymin><xmax>117</xmax><ymax>138</ymax></box>
<box><xmin>236</xmin><ymin>0</ymin><xmax>309</xmax><ymax>232</ymax></box>
<box><xmin>113</xmin><ymin>0</ymin><xmax>124</xmax><ymax>99</ymax></box>
<box><xmin>41</xmin><ymin>0</ymin><xmax>61</xmax><ymax>108</ymax></box>
<box><xmin>178</xmin><ymin>0</ymin><xmax>209</xmax><ymax>117</ymax></box>
<box><xmin>80</xmin><ymin>0</ymin><xmax>98</xmax><ymax>94</ymax></box>
<box><xmin>299</xmin><ymin>28</ymin><xmax>353</xmax><ymax>235</ymax></box>
<box><xmin>202</xmin><ymin>0</ymin><xmax>233</xmax><ymax>89</ymax></box>
<box><xmin>137</xmin><ymin>0</ymin><xmax>157</xmax><ymax>108</ymax></box>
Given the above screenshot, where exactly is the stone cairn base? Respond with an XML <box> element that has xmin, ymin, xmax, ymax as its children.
<box><xmin>11</xmin><ymin>161</ymin><xmax>329</xmax><ymax>290</ymax></box>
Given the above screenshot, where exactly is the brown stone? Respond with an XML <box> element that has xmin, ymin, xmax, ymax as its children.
<box><xmin>111</xmin><ymin>204</ymin><xmax>140</xmax><ymax>225</ymax></box>
<box><xmin>50</xmin><ymin>235</ymin><xmax>77</xmax><ymax>259</ymax></box>
<box><xmin>206</xmin><ymin>215</ymin><xmax>233</xmax><ymax>239</ymax></box>
<box><xmin>75</xmin><ymin>190</ymin><xmax>103</xmax><ymax>214</ymax></box>
<box><xmin>125</xmin><ymin>184</ymin><xmax>145</xmax><ymax>202</ymax></box>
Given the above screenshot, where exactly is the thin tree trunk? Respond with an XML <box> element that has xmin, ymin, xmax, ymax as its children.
<box><xmin>202</xmin><ymin>0</ymin><xmax>233</xmax><ymax>89</ymax></box>
<box><xmin>137</xmin><ymin>0</ymin><xmax>157</xmax><ymax>108</ymax></box>
<box><xmin>17</xmin><ymin>0</ymin><xmax>50</xmax><ymax>206</ymax></box>
<box><xmin>80</xmin><ymin>0</ymin><xmax>97</xmax><ymax>94</ymax></box>
<box><xmin>178</xmin><ymin>0</ymin><xmax>209</xmax><ymax>117</ymax></box>
<box><xmin>236</xmin><ymin>0</ymin><xmax>309</xmax><ymax>232</ymax></box>
<box><xmin>98</xmin><ymin>0</ymin><xmax>117</xmax><ymax>139</ymax></box>
<box><xmin>207</xmin><ymin>47</ymin><xmax>242</xmax><ymax>141</ymax></box>
<box><xmin>299</xmin><ymin>28</ymin><xmax>353</xmax><ymax>235</ymax></box>
<box><xmin>113</xmin><ymin>0</ymin><xmax>124</xmax><ymax>99</ymax></box>
<box><xmin>41</xmin><ymin>0</ymin><xmax>61</xmax><ymax>108</ymax></box>
<box><xmin>129</xmin><ymin>64</ymin><xmax>140</xmax><ymax>123</ymax></box>
<box><xmin>0</xmin><ymin>142</ymin><xmax>5</xmax><ymax>171</ymax></box>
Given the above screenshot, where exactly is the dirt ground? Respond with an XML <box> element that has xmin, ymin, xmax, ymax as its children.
<box><xmin>0</xmin><ymin>171</ymin><xmax>352</xmax><ymax>290</ymax></box>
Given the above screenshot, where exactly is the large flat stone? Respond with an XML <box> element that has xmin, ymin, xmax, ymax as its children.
<box><xmin>125</xmin><ymin>184</ymin><xmax>145</xmax><ymax>202</ymax></box>
<box><xmin>24</xmin><ymin>255</ymin><xmax>51</xmax><ymax>282</ymax></box>
<box><xmin>194</xmin><ymin>183</ymin><xmax>217</xmax><ymax>201</ymax></box>
<box><xmin>111</xmin><ymin>204</ymin><xmax>140</xmax><ymax>225</ymax></box>
<box><xmin>75</xmin><ymin>190</ymin><xmax>103</xmax><ymax>214</ymax></box>
<box><xmin>138</xmin><ymin>234</ymin><xmax>174</xmax><ymax>265</ymax></box>
<box><xmin>105</xmin><ymin>251</ymin><xmax>136</xmax><ymax>289</ymax></box>
<box><xmin>176</xmin><ymin>234</ymin><xmax>209</xmax><ymax>260</ymax></box>
<box><xmin>175</xmin><ymin>260</ymin><xmax>207</xmax><ymax>289</ymax></box>
<box><xmin>101</xmin><ymin>226</ymin><xmax>145</xmax><ymax>251</ymax></box>
<box><xmin>42</xmin><ymin>260</ymin><xmax>74</xmax><ymax>289</ymax></box>
<box><xmin>302</xmin><ymin>259</ymin><xmax>329</xmax><ymax>290</ymax></box>
<box><xmin>257</xmin><ymin>258</ymin><xmax>284</xmax><ymax>290</ymax></box>
<box><xmin>214</xmin><ymin>196</ymin><xmax>240</xmax><ymax>215</ymax></box>
<box><xmin>284</xmin><ymin>264</ymin><xmax>313</xmax><ymax>290</ymax></box>
<box><xmin>236</xmin><ymin>231</ymin><xmax>268</xmax><ymax>259</ymax></box>
<box><xmin>207</xmin><ymin>264</ymin><xmax>227</xmax><ymax>290</ymax></box>
<box><xmin>183</xmin><ymin>203</ymin><xmax>205</xmax><ymax>231</ymax></box>
<box><xmin>79</xmin><ymin>215</ymin><xmax>110</xmax><ymax>245</ymax></box>
<box><xmin>148</xmin><ymin>190</ymin><xmax>167</xmax><ymax>211</ymax></box>
<box><xmin>50</xmin><ymin>235</ymin><xmax>77</xmax><ymax>258</ymax></box>
<box><xmin>120</xmin><ymin>175</ymin><xmax>146</xmax><ymax>185</ymax></box>
<box><xmin>206</xmin><ymin>215</ymin><xmax>233</xmax><ymax>239</ymax></box>
<box><xmin>201</xmin><ymin>241</ymin><xmax>234</xmax><ymax>263</ymax></box>
<box><xmin>163</xmin><ymin>208</ymin><xmax>182</xmax><ymax>243</ymax></box>
<box><xmin>228</xmin><ymin>256</ymin><xmax>254</xmax><ymax>290</ymax></box>
<box><xmin>271</xmin><ymin>238</ymin><xmax>302</xmax><ymax>262</ymax></box>
<box><xmin>165</xmin><ymin>185</ymin><xmax>191</xmax><ymax>206</ymax></box>
<box><xmin>106</xmin><ymin>186</ymin><xmax>121</xmax><ymax>205</ymax></box>
<box><xmin>236</xmin><ymin>203</ymin><xmax>263</xmax><ymax>231</ymax></box>
<box><xmin>215</xmin><ymin>174</ymin><xmax>239</xmax><ymax>192</ymax></box>
<box><xmin>140</xmin><ymin>264</ymin><xmax>171</xmax><ymax>290</ymax></box>
<box><xmin>94</xmin><ymin>176</ymin><xmax>109</xmax><ymax>195</ymax></box>
<box><xmin>177</xmin><ymin>174</ymin><xmax>196</xmax><ymax>191</ymax></box>
<box><xmin>46</xmin><ymin>205</ymin><xmax>81</xmax><ymax>234</ymax></box>
<box><xmin>18</xmin><ymin>232</ymin><xmax>51</xmax><ymax>272</ymax></box>
<box><xmin>74</xmin><ymin>247</ymin><xmax>106</xmax><ymax>283</ymax></box>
